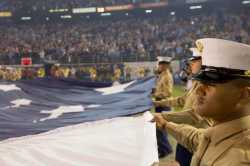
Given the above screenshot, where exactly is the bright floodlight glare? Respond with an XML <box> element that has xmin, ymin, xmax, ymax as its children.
<box><xmin>170</xmin><ymin>11</ymin><xmax>175</xmax><ymax>15</ymax></box>
<box><xmin>101</xmin><ymin>13</ymin><xmax>111</xmax><ymax>16</ymax></box>
<box><xmin>21</xmin><ymin>17</ymin><xmax>31</xmax><ymax>20</ymax></box>
<box><xmin>189</xmin><ymin>5</ymin><xmax>202</xmax><ymax>10</ymax></box>
<box><xmin>145</xmin><ymin>10</ymin><xmax>152</xmax><ymax>13</ymax></box>
<box><xmin>242</xmin><ymin>0</ymin><xmax>250</xmax><ymax>4</ymax></box>
<box><xmin>60</xmin><ymin>15</ymin><xmax>72</xmax><ymax>19</ymax></box>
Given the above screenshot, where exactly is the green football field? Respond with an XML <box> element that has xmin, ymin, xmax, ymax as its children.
<box><xmin>173</xmin><ymin>85</ymin><xmax>185</xmax><ymax>97</ymax></box>
<box><xmin>172</xmin><ymin>85</ymin><xmax>185</xmax><ymax>112</ymax></box>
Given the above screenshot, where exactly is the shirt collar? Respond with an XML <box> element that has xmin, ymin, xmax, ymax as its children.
<box><xmin>204</xmin><ymin>115</ymin><xmax>250</xmax><ymax>145</ymax></box>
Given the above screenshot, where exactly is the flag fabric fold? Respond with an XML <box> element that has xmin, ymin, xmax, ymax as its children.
<box><xmin>0</xmin><ymin>112</ymin><xmax>158</xmax><ymax>166</ymax></box>
<box><xmin>0</xmin><ymin>77</ymin><xmax>154</xmax><ymax>140</ymax></box>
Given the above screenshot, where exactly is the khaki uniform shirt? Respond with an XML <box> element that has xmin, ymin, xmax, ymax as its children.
<box><xmin>165</xmin><ymin>115</ymin><xmax>250</xmax><ymax>166</ymax></box>
<box><xmin>157</xmin><ymin>81</ymin><xmax>199</xmax><ymax>109</ymax></box>
<box><xmin>153</xmin><ymin>69</ymin><xmax>173</xmax><ymax>100</ymax></box>
<box><xmin>162</xmin><ymin>109</ymin><xmax>212</xmax><ymax>128</ymax></box>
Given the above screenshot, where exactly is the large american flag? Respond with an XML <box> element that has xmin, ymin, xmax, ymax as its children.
<box><xmin>0</xmin><ymin>77</ymin><xmax>158</xmax><ymax>166</ymax></box>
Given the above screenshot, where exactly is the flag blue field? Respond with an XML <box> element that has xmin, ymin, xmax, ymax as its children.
<box><xmin>0</xmin><ymin>77</ymin><xmax>155</xmax><ymax>140</ymax></box>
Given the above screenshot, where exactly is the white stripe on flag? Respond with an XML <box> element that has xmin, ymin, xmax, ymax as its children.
<box><xmin>0</xmin><ymin>112</ymin><xmax>159</xmax><ymax>166</ymax></box>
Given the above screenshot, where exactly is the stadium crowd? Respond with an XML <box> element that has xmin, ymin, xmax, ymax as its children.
<box><xmin>0</xmin><ymin>63</ymin><xmax>152</xmax><ymax>82</ymax></box>
<box><xmin>0</xmin><ymin>9</ymin><xmax>249</xmax><ymax>65</ymax></box>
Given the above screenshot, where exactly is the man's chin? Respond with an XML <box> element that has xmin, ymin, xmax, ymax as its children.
<box><xmin>196</xmin><ymin>105</ymin><xmax>210</xmax><ymax>117</ymax></box>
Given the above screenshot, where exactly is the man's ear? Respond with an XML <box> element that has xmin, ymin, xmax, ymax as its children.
<box><xmin>243</xmin><ymin>87</ymin><xmax>250</xmax><ymax>98</ymax></box>
<box><xmin>238</xmin><ymin>87</ymin><xmax>250</xmax><ymax>106</ymax></box>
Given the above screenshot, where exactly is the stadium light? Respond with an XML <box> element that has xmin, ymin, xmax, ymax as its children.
<box><xmin>0</xmin><ymin>12</ymin><xmax>12</xmax><ymax>17</ymax></box>
<box><xmin>101</xmin><ymin>13</ymin><xmax>111</xmax><ymax>16</ymax></box>
<box><xmin>49</xmin><ymin>9</ymin><xmax>69</xmax><ymax>13</ymax></box>
<box><xmin>97</xmin><ymin>8</ymin><xmax>105</xmax><ymax>13</ymax></box>
<box><xmin>170</xmin><ymin>11</ymin><xmax>175</xmax><ymax>16</ymax></box>
<box><xmin>145</xmin><ymin>10</ymin><xmax>152</xmax><ymax>13</ymax></box>
<box><xmin>189</xmin><ymin>5</ymin><xmax>202</xmax><ymax>10</ymax></box>
<box><xmin>21</xmin><ymin>17</ymin><xmax>31</xmax><ymax>20</ymax></box>
<box><xmin>46</xmin><ymin>17</ymin><xmax>49</xmax><ymax>21</ymax></box>
<box><xmin>72</xmin><ymin>7</ymin><xmax>96</xmax><ymax>14</ymax></box>
<box><xmin>125</xmin><ymin>13</ymin><xmax>129</xmax><ymax>16</ymax></box>
<box><xmin>60</xmin><ymin>15</ymin><xmax>72</xmax><ymax>19</ymax></box>
<box><xmin>242</xmin><ymin>0</ymin><xmax>250</xmax><ymax>4</ymax></box>
<box><xmin>186</xmin><ymin>0</ymin><xmax>207</xmax><ymax>4</ymax></box>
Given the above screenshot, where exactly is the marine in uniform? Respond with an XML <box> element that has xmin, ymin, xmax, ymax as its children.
<box><xmin>152</xmin><ymin>56</ymin><xmax>174</xmax><ymax>158</ymax></box>
<box><xmin>113</xmin><ymin>66</ymin><xmax>122</xmax><ymax>82</ymax></box>
<box><xmin>138</xmin><ymin>66</ymin><xmax>146</xmax><ymax>78</ymax></box>
<box><xmin>152</xmin><ymin>56</ymin><xmax>173</xmax><ymax>101</ymax></box>
<box><xmin>37</xmin><ymin>67</ymin><xmax>45</xmax><ymax>78</ymax></box>
<box><xmin>153</xmin><ymin>47</ymin><xmax>209</xmax><ymax>126</ymax></box>
<box><xmin>153</xmin><ymin>38</ymin><xmax>250</xmax><ymax>166</ymax></box>
<box><xmin>89</xmin><ymin>67</ymin><xmax>97</xmax><ymax>81</ymax></box>
<box><xmin>154</xmin><ymin>47</ymin><xmax>210</xmax><ymax>166</ymax></box>
<box><xmin>62</xmin><ymin>67</ymin><xmax>70</xmax><ymax>78</ymax></box>
<box><xmin>153</xmin><ymin>48</ymin><xmax>204</xmax><ymax>122</ymax></box>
